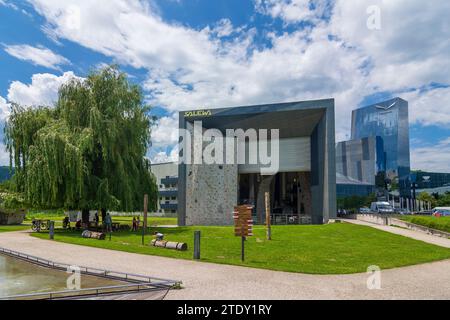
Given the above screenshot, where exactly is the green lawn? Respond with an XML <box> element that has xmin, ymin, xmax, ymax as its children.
<box><xmin>400</xmin><ymin>215</ymin><xmax>450</xmax><ymax>233</ymax></box>
<box><xmin>0</xmin><ymin>212</ymin><xmax>175</xmax><ymax>234</ymax></box>
<box><xmin>31</xmin><ymin>222</ymin><xmax>450</xmax><ymax>274</ymax></box>
<box><xmin>24</xmin><ymin>209</ymin><xmax>66</xmax><ymax>227</ymax></box>
<box><xmin>0</xmin><ymin>225</ymin><xmax>31</xmax><ymax>233</ymax></box>
<box><xmin>110</xmin><ymin>216</ymin><xmax>177</xmax><ymax>226</ymax></box>
<box><xmin>23</xmin><ymin>210</ymin><xmax>177</xmax><ymax>228</ymax></box>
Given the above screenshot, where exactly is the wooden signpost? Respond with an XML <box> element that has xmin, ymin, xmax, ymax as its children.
<box><xmin>233</xmin><ymin>205</ymin><xmax>253</xmax><ymax>261</ymax></box>
<box><xmin>265</xmin><ymin>192</ymin><xmax>271</xmax><ymax>240</ymax></box>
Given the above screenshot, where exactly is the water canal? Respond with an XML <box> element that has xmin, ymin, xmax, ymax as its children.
<box><xmin>0</xmin><ymin>253</ymin><xmax>124</xmax><ymax>297</ymax></box>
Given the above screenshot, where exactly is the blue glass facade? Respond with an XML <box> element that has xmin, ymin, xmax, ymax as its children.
<box><xmin>336</xmin><ymin>184</ymin><xmax>375</xmax><ymax>198</ymax></box>
<box><xmin>410</xmin><ymin>171</ymin><xmax>450</xmax><ymax>189</ymax></box>
<box><xmin>336</xmin><ymin>173</ymin><xmax>376</xmax><ymax>198</ymax></box>
<box><xmin>351</xmin><ymin>98</ymin><xmax>411</xmax><ymax>197</ymax></box>
<box><xmin>336</xmin><ymin>136</ymin><xmax>386</xmax><ymax>186</ymax></box>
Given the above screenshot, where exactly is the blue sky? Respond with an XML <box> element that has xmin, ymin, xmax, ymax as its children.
<box><xmin>0</xmin><ymin>0</ymin><xmax>449</xmax><ymax>171</ymax></box>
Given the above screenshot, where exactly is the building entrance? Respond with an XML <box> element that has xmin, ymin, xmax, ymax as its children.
<box><xmin>238</xmin><ymin>172</ymin><xmax>312</xmax><ymax>225</ymax></box>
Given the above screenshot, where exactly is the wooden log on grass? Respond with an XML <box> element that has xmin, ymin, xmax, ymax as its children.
<box><xmin>150</xmin><ymin>239</ymin><xmax>187</xmax><ymax>251</ymax></box>
<box><xmin>82</xmin><ymin>230</ymin><xmax>106</xmax><ymax>240</ymax></box>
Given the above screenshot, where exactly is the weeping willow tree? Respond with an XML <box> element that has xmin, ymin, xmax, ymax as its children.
<box><xmin>5</xmin><ymin>66</ymin><xmax>158</xmax><ymax>219</ymax></box>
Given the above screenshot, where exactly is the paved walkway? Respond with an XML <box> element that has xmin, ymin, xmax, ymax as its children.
<box><xmin>342</xmin><ymin>219</ymin><xmax>450</xmax><ymax>248</ymax></box>
<box><xmin>0</xmin><ymin>231</ymin><xmax>449</xmax><ymax>299</ymax></box>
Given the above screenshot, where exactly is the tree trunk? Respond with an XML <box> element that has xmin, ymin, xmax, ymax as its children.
<box><xmin>101</xmin><ymin>208</ymin><xmax>107</xmax><ymax>222</ymax></box>
<box><xmin>82</xmin><ymin>208</ymin><xmax>90</xmax><ymax>224</ymax></box>
<box><xmin>256</xmin><ymin>175</ymin><xmax>275</xmax><ymax>224</ymax></box>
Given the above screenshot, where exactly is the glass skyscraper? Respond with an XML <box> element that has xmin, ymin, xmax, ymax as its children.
<box><xmin>351</xmin><ymin>97</ymin><xmax>411</xmax><ymax>197</ymax></box>
<box><xmin>336</xmin><ymin>136</ymin><xmax>386</xmax><ymax>187</ymax></box>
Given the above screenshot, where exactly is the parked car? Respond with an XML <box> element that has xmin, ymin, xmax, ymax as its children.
<box><xmin>395</xmin><ymin>208</ymin><xmax>412</xmax><ymax>215</ymax></box>
<box><xmin>370</xmin><ymin>202</ymin><xmax>395</xmax><ymax>214</ymax></box>
<box><xmin>432</xmin><ymin>207</ymin><xmax>450</xmax><ymax>217</ymax></box>
<box><xmin>414</xmin><ymin>210</ymin><xmax>433</xmax><ymax>216</ymax></box>
<box><xmin>358</xmin><ymin>207</ymin><xmax>371</xmax><ymax>214</ymax></box>
<box><xmin>337</xmin><ymin>209</ymin><xmax>351</xmax><ymax>217</ymax></box>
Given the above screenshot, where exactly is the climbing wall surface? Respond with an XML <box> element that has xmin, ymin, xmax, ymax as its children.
<box><xmin>185</xmin><ymin>123</ymin><xmax>238</xmax><ymax>226</ymax></box>
<box><xmin>186</xmin><ymin>163</ymin><xmax>237</xmax><ymax>226</ymax></box>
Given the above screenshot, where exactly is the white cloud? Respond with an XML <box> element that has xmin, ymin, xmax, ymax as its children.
<box><xmin>7</xmin><ymin>71</ymin><xmax>81</xmax><ymax>106</ymax></box>
<box><xmin>0</xmin><ymin>143</ymin><xmax>9</xmax><ymax>166</ymax></box>
<box><xmin>255</xmin><ymin>0</ymin><xmax>331</xmax><ymax>25</ymax></box>
<box><xmin>144</xmin><ymin>25</ymin><xmax>368</xmax><ymax>141</ymax></box>
<box><xmin>401</xmin><ymin>87</ymin><xmax>450</xmax><ymax>126</ymax></box>
<box><xmin>151</xmin><ymin>113</ymin><xmax>179</xmax><ymax>148</ymax></box>
<box><xmin>151</xmin><ymin>146</ymin><xmax>179</xmax><ymax>164</ymax></box>
<box><xmin>149</xmin><ymin>113</ymin><xmax>180</xmax><ymax>163</ymax></box>
<box><xmin>330</xmin><ymin>0</ymin><xmax>450</xmax><ymax>92</ymax></box>
<box><xmin>0</xmin><ymin>0</ymin><xmax>18</xmax><ymax>11</ymax></box>
<box><xmin>28</xmin><ymin>0</ymin><xmax>215</xmax><ymax>71</ymax></box>
<box><xmin>0</xmin><ymin>96</ymin><xmax>10</xmax><ymax>120</ymax></box>
<box><xmin>209</xmin><ymin>19</ymin><xmax>238</xmax><ymax>38</ymax></box>
<box><xmin>0</xmin><ymin>96</ymin><xmax>10</xmax><ymax>165</ymax></box>
<box><xmin>411</xmin><ymin>138</ymin><xmax>450</xmax><ymax>172</ymax></box>
<box><xmin>26</xmin><ymin>0</ymin><xmax>450</xmax><ymax>161</ymax></box>
<box><xmin>28</xmin><ymin>0</ymin><xmax>366</xmax><ymax>119</ymax></box>
<box><xmin>3</xmin><ymin>44</ymin><xmax>70</xmax><ymax>70</ymax></box>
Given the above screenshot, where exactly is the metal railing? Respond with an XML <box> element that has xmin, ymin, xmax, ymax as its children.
<box><xmin>0</xmin><ymin>247</ymin><xmax>181</xmax><ymax>300</ymax></box>
<box><xmin>0</xmin><ymin>281</ymin><xmax>173</xmax><ymax>300</ymax></box>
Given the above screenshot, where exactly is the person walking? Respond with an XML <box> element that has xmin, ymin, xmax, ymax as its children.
<box><xmin>104</xmin><ymin>212</ymin><xmax>113</xmax><ymax>233</ymax></box>
<box><xmin>132</xmin><ymin>217</ymin><xmax>137</xmax><ymax>231</ymax></box>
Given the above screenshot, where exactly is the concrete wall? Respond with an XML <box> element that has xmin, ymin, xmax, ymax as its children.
<box><xmin>325</xmin><ymin>100</ymin><xmax>337</xmax><ymax>221</ymax></box>
<box><xmin>390</xmin><ymin>218</ymin><xmax>450</xmax><ymax>238</ymax></box>
<box><xmin>357</xmin><ymin>214</ymin><xmax>390</xmax><ymax>225</ymax></box>
<box><xmin>310</xmin><ymin>101</ymin><xmax>336</xmax><ymax>224</ymax></box>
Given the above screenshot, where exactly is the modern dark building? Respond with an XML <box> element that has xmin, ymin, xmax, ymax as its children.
<box><xmin>336</xmin><ymin>136</ymin><xmax>386</xmax><ymax>186</ymax></box>
<box><xmin>410</xmin><ymin>171</ymin><xmax>450</xmax><ymax>189</ymax></box>
<box><xmin>351</xmin><ymin>97</ymin><xmax>411</xmax><ymax>197</ymax></box>
<box><xmin>178</xmin><ymin>99</ymin><xmax>337</xmax><ymax>226</ymax></box>
<box><xmin>336</xmin><ymin>173</ymin><xmax>375</xmax><ymax>198</ymax></box>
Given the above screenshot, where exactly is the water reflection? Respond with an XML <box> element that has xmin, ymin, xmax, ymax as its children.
<box><xmin>0</xmin><ymin>254</ymin><xmax>124</xmax><ymax>297</ymax></box>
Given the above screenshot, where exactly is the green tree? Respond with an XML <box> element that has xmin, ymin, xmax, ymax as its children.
<box><xmin>337</xmin><ymin>193</ymin><xmax>376</xmax><ymax>212</ymax></box>
<box><xmin>389</xmin><ymin>177</ymin><xmax>399</xmax><ymax>192</ymax></box>
<box><xmin>5</xmin><ymin>66</ymin><xmax>158</xmax><ymax>219</ymax></box>
<box><xmin>437</xmin><ymin>192</ymin><xmax>450</xmax><ymax>207</ymax></box>
<box><xmin>417</xmin><ymin>192</ymin><xmax>437</xmax><ymax>208</ymax></box>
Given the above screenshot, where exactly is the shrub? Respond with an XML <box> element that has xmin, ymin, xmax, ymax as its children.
<box><xmin>0</xmin><ymin>191</ymin><xmax>27</xmax><ymax>210</ymax></box>
<box><xmin>407</xmin><ymin>216</ymin><xmax>450</xmax><ymax>233</ymax></box>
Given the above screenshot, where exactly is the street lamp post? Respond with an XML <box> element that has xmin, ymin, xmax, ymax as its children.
<box><xmin>411</xmin><ymin>182</ymin><xmax>418</xmax><ymax>212</ymax></box>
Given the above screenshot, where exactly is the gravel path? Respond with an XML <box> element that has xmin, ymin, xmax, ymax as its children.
<box><xmin>0</xmin><ymin>231</ymin><xmax>449</xmax><ymax>300</ymax></box>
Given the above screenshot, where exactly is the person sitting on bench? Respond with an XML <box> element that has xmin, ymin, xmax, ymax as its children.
<box><xmin>63</xmin><ymin>216</ymin><xmax>70</xmax><ymax>229</ymax></box>
<box><xmin>154</xmin><ymin>231</ymin><xmax>164</xmax><ymax>241</ymax></box>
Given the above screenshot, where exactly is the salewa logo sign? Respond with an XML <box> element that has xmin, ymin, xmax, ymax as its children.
<box><xmin>184</xmin><ymin>110</ymin><xmax>212</xmax><ymax>117</ymax></box>
<box><xmin>375</xmin><ymin>101</ymin><xmax>396</xmax><ymax>111</ymax></box>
